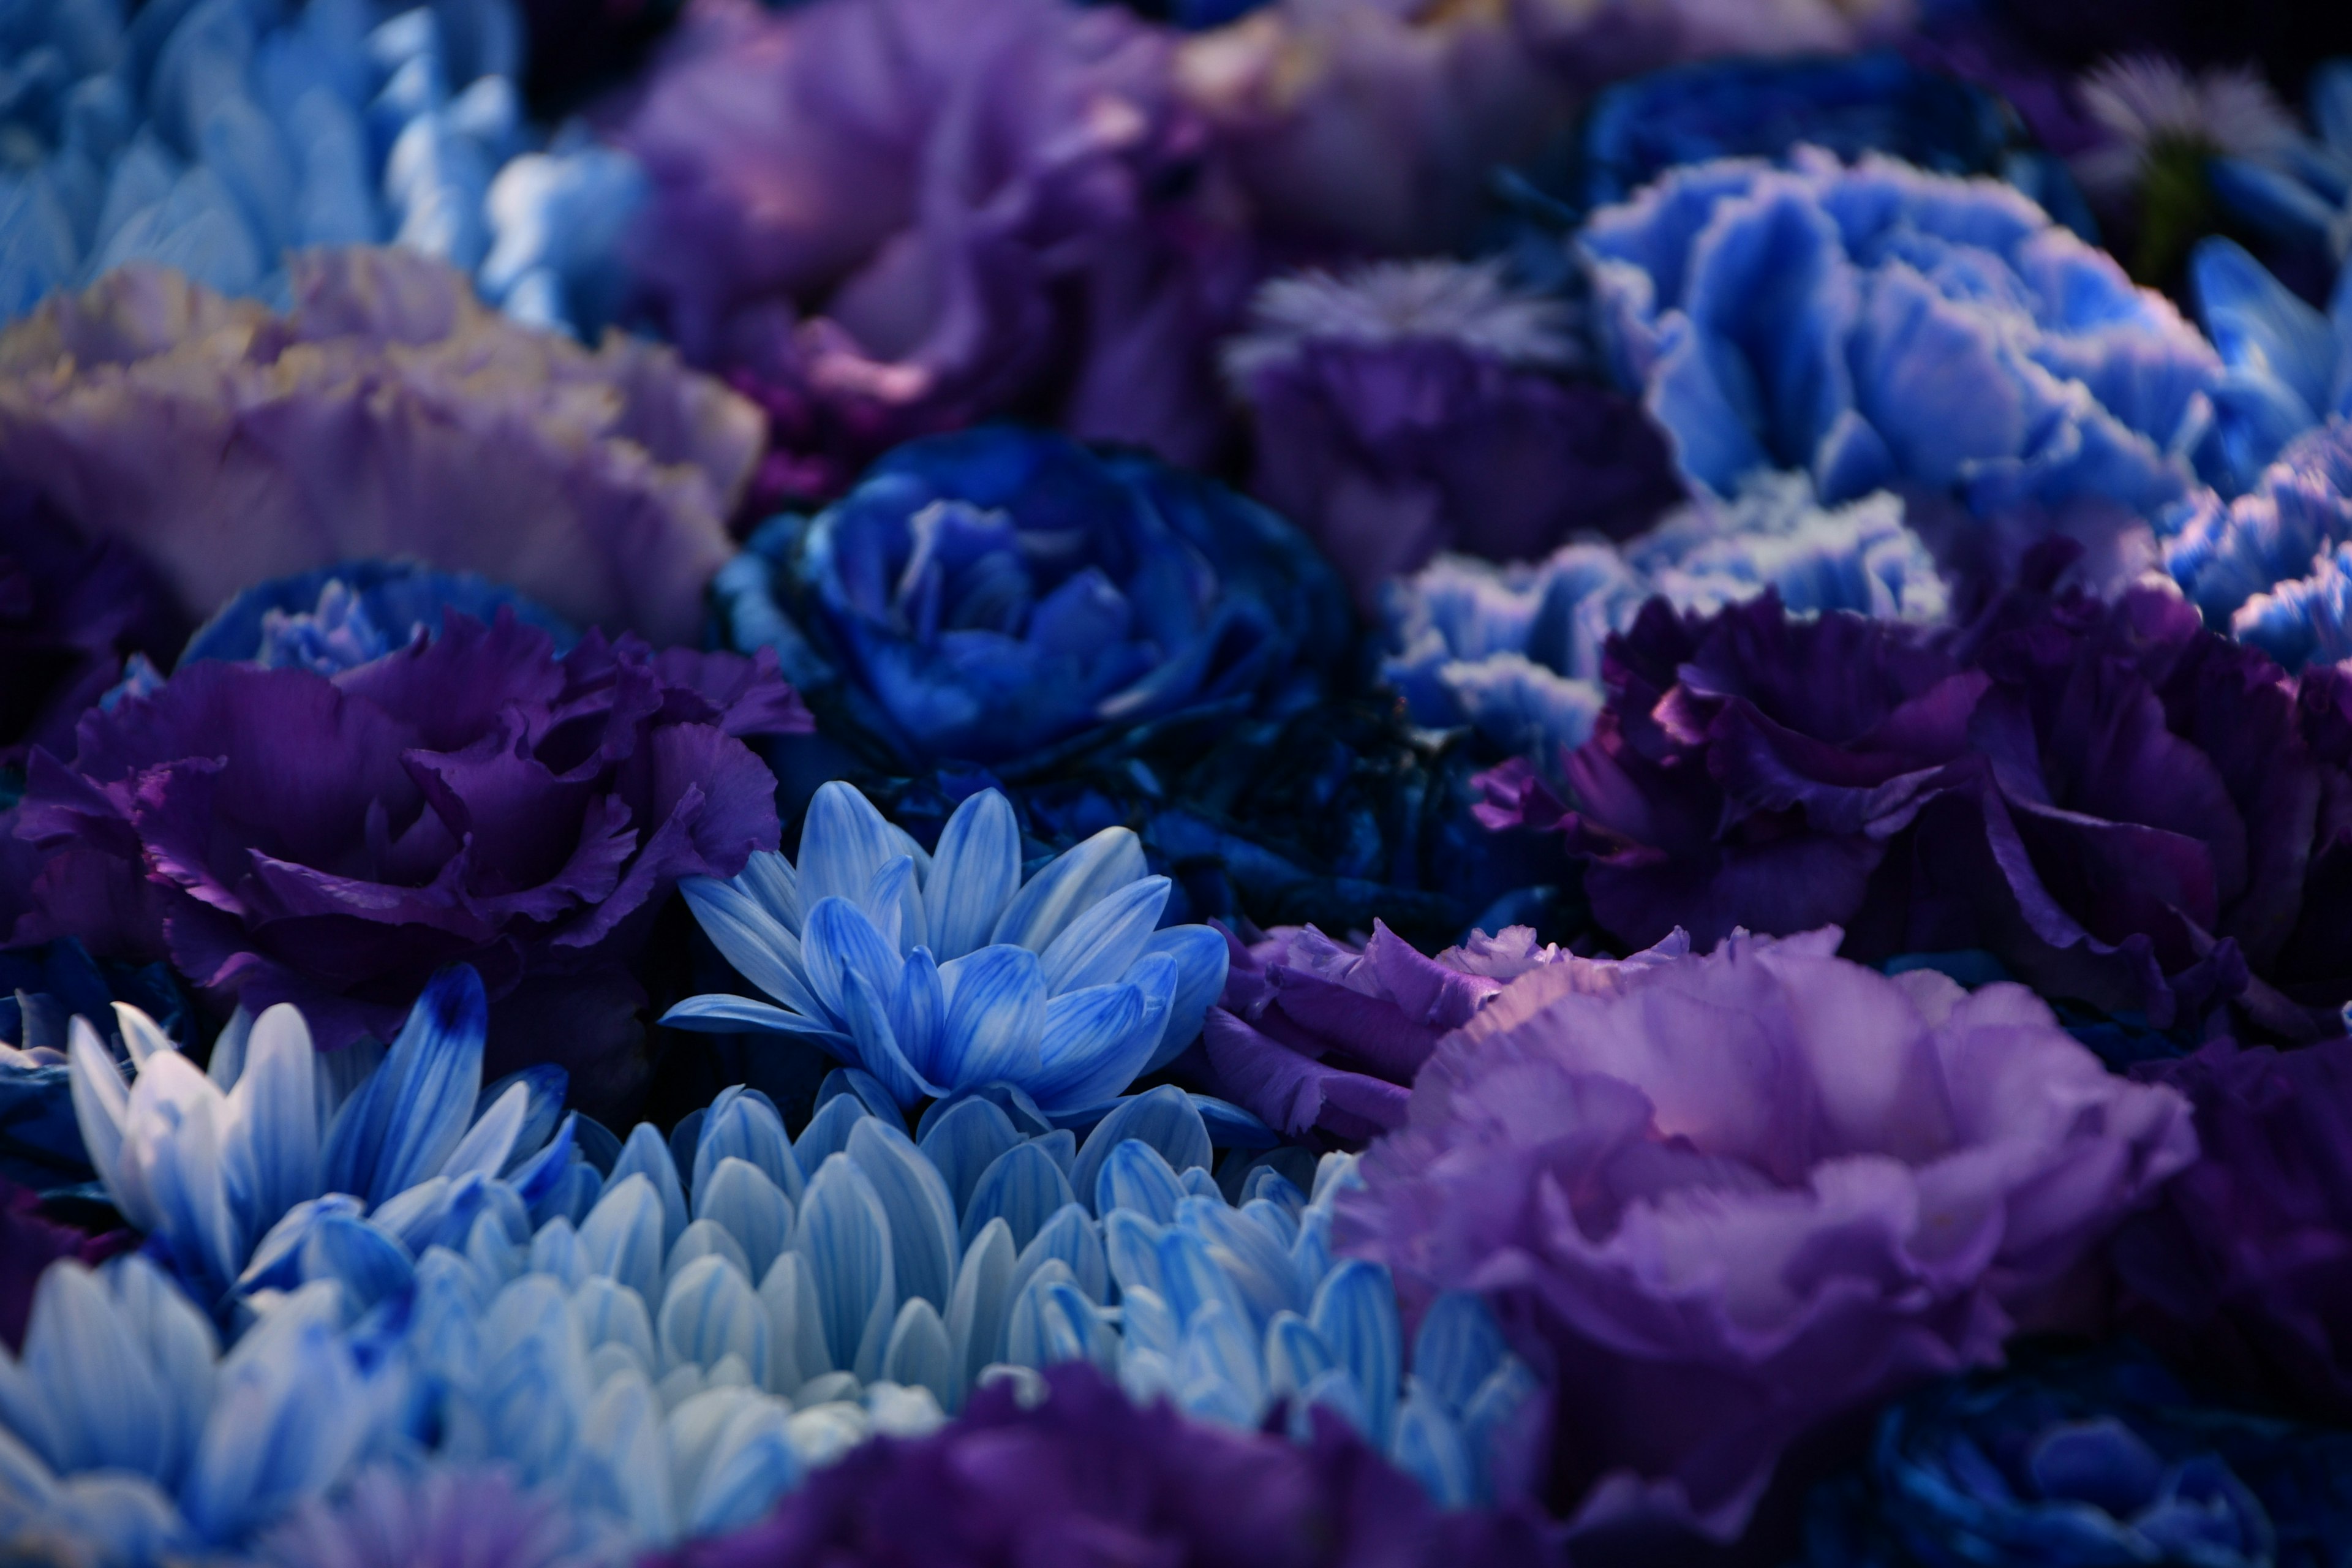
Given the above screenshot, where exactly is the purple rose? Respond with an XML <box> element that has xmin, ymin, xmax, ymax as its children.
<box><xmin>617</xmin><ymin>0</ymin><xmax>1250</xmax><ymax>503</ymax></box>
<box><xmin>0</xmin><ymin>481</ymin><xmax>183</xmax><ymax>771</ymax></box>
<box><xmin>1224</xmin><ymin>261</ymin><xmax>1683</xmax><ymax>614</ymax></box>
<box><xmin>2113</xmin><ymin>1038</ymin><xmax>2352</xmax><ymax>1422</ymax></box>
<box><xmin>1336</xmin><ymin>930</ymin><xmax>2196</xmax><ymax>1540</ymax></box>
<box><xmin>9</xmin><ymin>612</ymin><xmax>810</xmax><ymax>1108</ymax></box>
<box><xmin>0</xmin><ymin>249</ymin><xmax>760</xmax><ymax>646</ymax></box>
<box><xmin>652</xmin><ymin>1362</ymin><xmax>1553</xmax><ymax>1568</ymax></box>
<box><xmin>1203</xmin><ymin>921</ymin><xmax>1686</xmax><ymax>1144</ymax></box>
<box><xmin>1480</xmin><ymin>576</ymin><xmax>2351</xmax><ymax>1036</ymax></box>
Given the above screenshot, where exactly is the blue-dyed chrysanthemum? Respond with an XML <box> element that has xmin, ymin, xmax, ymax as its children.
<box><xmin>2163</xmin><ymin>417</ymin><xmax>2352</xmax><ymax>665</ymax></box>
<box><xmin>664</xmin><ymin>783</ymin><xmax>1230</xmax><ymax>1117</ymax></box>
<box><xmin>2188</xmin><ymin>236</ymin><xmax>2352</xmax><ymax>491</ymax></box>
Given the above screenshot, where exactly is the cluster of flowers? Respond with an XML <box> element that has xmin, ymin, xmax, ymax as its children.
<box><xmin>12</xmin><ymin>0</ymin><xmax>2352</xmax><ymax>1563</ymax></box>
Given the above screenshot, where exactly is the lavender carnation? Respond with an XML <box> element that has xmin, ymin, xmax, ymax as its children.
<box><xmin>651</xmin><ymin>1362</ymin><xmax>1551</xmax><ymax>1568</ymax></box>
<box><xmin>8</xmin><ymin>611</ymin><xmax>809</xmax><ymax>1106</ymax></box>
<box><xmin>1336</xmin><ymin>930</ymin><xmax>2196</xmax><ymax>1540</ymax></box>
<box><xmin>0</xmin><ymin>247</ymin><xmax>760</xmax><ymax>646</ymax></box>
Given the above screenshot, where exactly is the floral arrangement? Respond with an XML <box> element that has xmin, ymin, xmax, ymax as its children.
<box><xmin>10</xmin><ymin>3</ymin><xmax>2352</xmax><ymax>1565</ymax></box>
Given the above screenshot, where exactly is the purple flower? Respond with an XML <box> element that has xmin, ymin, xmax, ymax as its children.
<box><xmin>650</xmin><ymin>1362</ymin><xmax>1553</xmax><ymax>1568</ymax></box>
<box><xmin>617</xmin><ymin>0</ymin><xmax>1249</xmax><ymax>502</ymax></box>
<box><xmin>0</xmin><ymin>248</ymin><xmax>761</xmax><ymax>646</ymax></box>
<box><xmin>0</xmin><ymin>480</ymin><xmax>183</xmax><ymax>772</ymax></box>
<box><xmin>1335</xmin><ymin>930</ymin><xmax>2196</xmax><ymax>1540</ymax></box>
<box><xmin>2113</xmin><ymin>1038</ymin><xmax>2352</xmax><ymax>1423</ymax></box>
<box><xmin>1202</xmin><ymin>921</ymin><xmax>1685</xmax><ymax>1145</ymax></box>
<box><xmin>1480</xmin><ymin>577</ymin><xmax>2352</xmax><ymax>1037</ymax></box>
<box><xmin>253</xmin><ymin>1463</ymin><xmax>595</xmax><ymax>1568</ymax></box>
<box><xmin>8</xmin><ymin>612</ymin><xmax>810</xmax><ymax>1108</ymax></box>
<box><xmin>0</xmin><ymin>1177</ymin><xmax>127</xmax><ymax>1354</ymax></box>
<box><xmin>1175</xmin><ymin>1</ymin><xmax>1570</xmax><ymax>256</ymax></box>
<box><xmin>1224</xmin><ymin>261</ymin><xmax>1683</xmax><ymax>613</ymax></box>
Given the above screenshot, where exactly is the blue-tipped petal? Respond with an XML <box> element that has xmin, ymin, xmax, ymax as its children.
<box><xmin>1138</xmin><ymin>927</ymin><xmax>1230</xmax><ymax>1072</ymax></box>
<box><xmin>475</xmin><ymin>1064</ymin><xmax>568</xmax><ymax>1174</ymax></box>
<box><xmin>659</xmin><ymin>994</ymin><xmax>848</xmax><ymax>1045</ymax></box>
<box><xmin>610</xmin><ymin>1123</ymin><xmax>689</xmax><ymax>1252</ymax></box>
<box><xmin>1176</xmin><ymin>1196</ymin><xmax>1298</xmax><ymax>1329</ymax></box>
<box><xmin>987</xmin><ymin>826</ymin><xmax>1148</xmax><ymax>953</ymax></box>
<box><xmin>1311</xmin><ymin>1260</ymin><xmax>1401</xmax><ymax>1451</ymax></box>
<box><xmin>960</xmin><ymin>1140</ymin><xmax>1073</xmax><ymax>1254</ymax></box>
<box><xmin>1120</xmin><ymin>1284</ymin><xmax>1180</xmax><ymax>1361</ymax></box>
<box><xmin>679</xmin><ymin>877</ymin><xmax>826</xmax><ymax>1020</ymax></box>
<box><xmin>221</xmin><ymin>1003</ymin><xmax>320</xmax><ymax>1242</ymax></box>
<box><xmin>693</xmin><ymin>1088</ymin><xmax>801</xmax><ymax>1209</ymax></box>
<box><xmin>838</xmin><ymin>965</ymin><xmax>935</xmax><ymax>1109</ymax></box>
<box><xmin>736</xmin><ymin>850</ymin><xmax>803</xmax><ymax>934</ymax></box>
<box><xmin>298</xmin><ymin>1213</ymin><xmax>414</xmax><ymax>1314</ymax></box>
<box><xmin>579</xmin><ymin>1173</ymin><xmax>668</xmax><ymax>1308</ymax></box>
<box><xmin>1291</xmin><ymin>1365</ymin><xmax>1373</xmax><ymax>1444</ymax></box>
<box><xmin>1096</xmin><ymin>1139</ymin><xmax>1187</xmax><ymax>1227</ymax></box>
<box><xmin>889</xmin><ymin>949</ymin><xmax>948</xmax><ymax>1084</ymax></box>
<box><xmin>798</xmin><ymin>782</ymin><xmax>906</xmax><ymax>913</ymax></box>
<box><xmin>320</xmin><ymin>965</ymin><xmax>488</xmax><ymax>1205</ymax></box>
<box><xmin>792</xmin><ymin>1153</ymin><xmax>897</xmax><ymax>1383</ymax></box>
<box><xmin>802</xmin><ymin>897</ymin><xmax>905</xmax><ymax>1035</ymax></box>
<box><xmin>1392</xmin><ymin>1384</ymin><xmax>1476</xmax><ymax>1507</ymax></box>
<box><xmin>1412</xmin><ymin>1292</ymin><xmax>1510</xmax><ymax>1418</ymax></box>
<box><xmin>944</xmin><ymin>1219</ymin><xmax>1017</xmax><ymax>1408</ymax></box>
<box><xmin>1008</xmin><ymin>1267</ymin><xmax>1108</xmax><ymax>1371</ymax></box>
<box><xmin>936</xmin><ymin>946</ymin><xmax>1047</xmax><ymax>1093</ymax></box>
<box><xmin>1174</xmin><ymin>1298</ymin><xmax>1264</xmax><ymax>1427</ymax></box>
<box><xmin>660</xmin><ymin>1254</ymin><xmax>769</xmax><ymax>1385</ymax></box>
<box><xmin>1028</xmin><ymin>957</ymin><xmax>1174</xmax><ymax>1114</ymax></box>
<box><xmin>880</xmin><ymin>1298</ymin><xmax>953</xmax><ymax>1407</ymax></box>
<box><xmin>1037</xmin><ymin>876</ymin><xmax>1170</xmax><ymax>996</ymax></box>
<box><xmin>438</xmin><ymin>1077</ymin><xmax>530</xmax><ymax>1183</ymax></box>
<box><xmin>135</xmin><ymin>1052</ymin><xmax>244</xmax><ymax>1295</ymax></box>
<box><xmin>924</xmin><ymin>790</ymin><xmax>1022</xmax><ymax>962</ymax></box>
<box><xmin>66</xmin><ymin>1017</ymin><xmax>141</xmax><ymax>1229</ymax></box>
<box><xmin>846</xmin><ymin>1118</ymin><xmax>959</xmax><ymax>1312</ymax></box>
<box><xmin>693</xmin><ymin>1158</ymin><xmax>794</xmax><ymax>1283</ymax></box>
<box><xmin>1102</xmin><ymin>1208</ymin><xmax>1166</xmax><ymax>1301</ymax></box>
<box><xmin>1009</xmin><ymin>1202</ymin><xmax>1108</xmax><ymax>1306</ymax></box>
<box><xmin>1264</xmin><ymin>1309</ymin><xmax>1336</xmax><ymax>1403</ymax></box>
<box><xmin>1070</xmin><ymin>1087</ymin><xmax>1209</xmax><ymax>1217</ymax></box>
<box><xmin>861</xmin><ymin>855</ymin><xmax>925</xmax><ymax>956</ymax></box>
<box><xmin>815</xmin><ymin>1068</ymin><xmax>904</xmax><ymax>1123</ymax></box>
<box><xmin>916</xmin><ymin>1095</ymin><xmax>1022</xmax><ymax>1218</ymax></box>
<box><xmin>1156</xmin><ymin>1225</ymin><xmax>1251</xmax><ymax>1334</ymax></box>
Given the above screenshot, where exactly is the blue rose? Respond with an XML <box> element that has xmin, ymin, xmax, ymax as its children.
<box><xmin>1803</xmin><ymin>1349</ymin><xmax>2352</xmax><ymax>1568</ymax></box>
<box><xmin>716</xmin><ymin>426</ymin><xmax>1351</xmax><ymax>776</ymax></box>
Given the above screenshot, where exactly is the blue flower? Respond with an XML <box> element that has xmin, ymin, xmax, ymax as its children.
<box><xmin>1</xmin><ymin>939</ymin><xmax>190</xmax><ymax>1197</ymax></box>
<box><xmin>2163</xmin><ymin>416</ymin><xmax>2352</xmax><ymax>665</ymax></box>
<box><xmin>2205</xmin><ymin>60</ymin><xmax>2352</xmax><ymax>282</ymax></box>
<box><xmin>1801</xmin><ymin>1348</ymin><xmax>2352</xmax><ymax>1568</ymax></box>
<box><xmin>1583</xmin><ymin>150</ymin><xmax>2228</xmax><ymax>522</ymax></box>
<box><xmin>1381</xmin><ymin>472</ymin><xmax>1945</xmax><ymax>768</ymax></box>
<box><xmin>715</xmin><ymin>426</ymin><xmax>1351</xmax><ymax>775</ymax></box>
<box><xmin>177</xmin><ymin>560</ymin><xmax>578</xmax><ymax>676</ymax></box>
<box><xmin>2187</xmin><ymin>236</ymin><xmax>2352</xmax><ymax>492</ymax></box>
<box><xmin>663</xmin><ymin>783</ymin><xmax>1230</xmax><ymax>1118</ymax></box>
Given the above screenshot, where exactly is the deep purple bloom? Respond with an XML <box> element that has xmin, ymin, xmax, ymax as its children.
<box><xmin>0</xmin><ymin>1177</ymin><xmax>127</xmax><ymax>1354</ymax></box>
<box><xmin>652</xmin><ymin>1362</ymin><xmax>1554</xmax><ymax>1568</ymax></box>
<box><xmin>617</xmin><ymin>0</ymin><xmax>1250</xmax><ymax>502</ymax></box>
<box><xmin>8</xmin><ymin>612</ymin><xmax>810</xmax><ymax>1107</ymax></box>
<box><xmin>1479</xmin><ymin>578</ymin><xmax>2352</xmax><ymax>1037</ymax></box>
<box><xmin>0</xmin><ymin>249</ymin><xmax>760</xmax><ymax>646</ymax></box>
<box><xmin>1224</xmin><ymin>261</ymin><xmax>1682</xmax><ymax>614</ymax></box>
<box><xmin>2113</xmin><ymin>1038</ymin><xmax>2352</xmax><ymax>1422</ymax></box>
<box><xmin>1203</xmin><ymin>922</ymin><xmax>1683</xmax><ymax>1145</ymax></box>
<box><xmin>0</xmin><ymin>482</ymin><xmax>182</xmax><ymax>772</ymax></box>
<box><xmin>1336</xmin><ymin>930</ymin><xmax>2196</xmax><ymax>1540</ymax></box>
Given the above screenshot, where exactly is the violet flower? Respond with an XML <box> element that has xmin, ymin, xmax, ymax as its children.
<box><xmin>0</xmin><ymin>247</ymin><xmax>761</xmax><ymax>646</ymax></box>
<box><xmin>1336</xmin><ymin>929</ymin><xmax>2197</xmax><ymax>1540</ymax></box>
<box><xmin>616</xmin><ymin>0</ymin><xmax>1248</xmax><ymax>499</ymax></box>
<box><xmin>649</xmin><ymin>1361</ymin><xmax>1553</xmax><ymax>1568</ymax></box>
<box><xmin>1202</xmin><ymin>922</ymin><xmax>1683</xmax><ymax>1145</ymax></box>
<box><xmin>2113</xmin><ymin>1038</ymin><xmax>2352</xmax><ymax>1422</ymax></box>
<box><xmin>1224</xmin><ymin>260</ymin><xmax>1683</xmax><ymax>614</ymax></box>
<box><xmin>8</xmin><ymin>611</ymin><xmax>809</xmax><ymax>1107</ymax></box>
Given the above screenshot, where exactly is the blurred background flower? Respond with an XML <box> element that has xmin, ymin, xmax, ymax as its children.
<box><xmin>0</xmin><ymin>247</ymin><xmax>762</xmax><ymax>646</ymax></box>
<box><xmin>8</xmin><ymin>610</ymin><xmax>807</xmax><ymax>1104</ymax></box>
<box><xmin>1337</xmin><ymin>929</ymin><xmax>2196</xmax><ymax>1541</ymax></box>
<box><xmin>175</xmin><ymin>559</ymin><xmax>579</xmax><ymax>677</ymax></box>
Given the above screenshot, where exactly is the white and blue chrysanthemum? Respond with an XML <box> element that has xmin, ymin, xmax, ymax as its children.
<box><xmin>663</xmin><ymin>783</ymin><xmax>1231</xmax><ymax>1117</ymax></box>
<box><xmin>2188</xmin><ymin>236</ymin><xmax>2352</xmax><ymax>491</ymax></box>
<box><xmin>1381</xmin><ymin>472</ymin><xmax>1946</xmax><ymax>765</ymax></box>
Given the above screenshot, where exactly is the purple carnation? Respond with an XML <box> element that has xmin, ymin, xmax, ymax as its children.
<box><xmin>0</xmin><ymin>482</ymin><xmax>183</xmax><ymax>771</ymax></box>
<box><xmin>617</xmin><ymin>0</ymin><xmax>1250</xmax><ymax>502</ymax></box>
<box><xmin>1336</xmin><ymin>930</ymin><xmax>2197</xmax><ymax>1540</ymax></box>
<box><xmin>8</xmin><ymin>612</ymin><xmax>809</xmax><ymax>1107</ymax></box>
<box><xmin>1479</xmin><ymin>576</ymin><xmax>2352</xmax><ymax>1036</ymax></box>
<box><xmin>0</xmin><ymin>249</ymin><xmax>760</xmax><ymax>647</ymax></box>
<box><xmin>654</xmin><ymin>1362</ymin><xmax>1553</xmax><ymax>1568</ymax></box>
<box><xmin>1203</xmin><ymin>921</ymin><xmax>1686</xmax><ymax>1145</ymax></box>
<box><xmin>2113</xmin><ymin>1038</ymin><xmax>2352</xmax><ymax>1421</ymax></box>
<box><xmin>1224</xmin><ymin>262</ymin><xmax>1683</xmax><ymax>613</ymax></box>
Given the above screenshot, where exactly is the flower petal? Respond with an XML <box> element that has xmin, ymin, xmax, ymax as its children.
<box><xmin>988</xmin><ymin>826</ymin><xmax>1148</xmax><ymax>953</ymax></box>
<box><xmin>924</xmin><ymin>791</ymin><xmax>1023</xmax><ymax>962</ymax></box>
<box><xmin>797</xmin><ymin>782</ymin><xmax>904</xmax><ymax>913</ymax></box>
<box><xmin>936</xmin><ymin>946</ymin><xmax>1046</xmax><ymax>1093</ymax></box>
<box><xmin>1038</xmin><ymin>875</ymin><xmax>1170</xmax><ymax>997</ymax></box>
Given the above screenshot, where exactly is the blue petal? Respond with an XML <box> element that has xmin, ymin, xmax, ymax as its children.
<box><xmin>881</xmin><ymin>1298</ymin><xmax>954</xmax><ymax>1407</ymax></box>
<box><xmin>935</xmin><ymin>946</ymin><xmax>1046</xmax><ymax>1093</ymax></box>
<box><xmin>680</xmin><ymin>877</ymin><xmax>826</xmax><ymax>1020</ymax></box>
<box><xmin>944</xmin><ymin>1219</ymin><xmax>1017</xmax><ymax>1409</ymax></box>
<box><xmin>2192</xmin><ymin>238</ymin><xmax>2331</xmax><ymax>423</ymax></box>
<box><xmin>916</xmin><ymin>1095</ymin><xmax>1022</xmax><ymax>1219</ymax></box>
<box><xmin>792</xmin><ymin>1153</ymin><xmax>897</xmax><ymax>1382</ymax></box>
<box><xmin>736</xmin><ymin>850</ymin><xmax>803</xmax><ymax>935</ymax></box>
<box><xmin>1264</xmin><ymin>1310</ymin><xmax>1336</xmax><ymax>1403</ymax></box>
<box><xmin>924</xmin><ymin>791</ymin><xmax>1022</xmax><ymax>961</ymax></box>
<box><xmin>297</xmin><ymin>1213</ymin><xmax>414</xmax><ymax>1315</ymax></box>
<box><xmin>669</xmin><ymin>1217</ymin><xmax>754</xmax><ymax>1289</ymax></box>
<box><xmin>1028</xmin><ymin>958</ymin><xmax>1174</xmax><ymax>1114</ymax></box>
<box><xmin>845</xmin><ymin>1118</ymin><xmax>959</xmax><ymax>1311</ymax></box>
<box><xmin>862</xmin><ymin>855</ymin><xmax>927</xmax><ymax>955</ymax></box>
<box><xmin>960</xmin><ymin>1140</ymin><xmax>1072</xmax><ymax>1254</ymax></box>
<box><xmin>220</xmin><ymin>1003</ymin><xmax>321</xmax><ymax>1246</ymax></box>
<box><xmin>1009</xmin><ymin>1202</ymin><xmax>1108</xmax><ymax>1306</ymax></box>
<box><xmin>1038</xmin><ymin>876</ymin><xmax>1170</xmax><ymax>996</ymax></box>
<box><xmin>1311</xmin><ymin>1260</ymin><xmax>1401</xmax><ymax>1450</ymax></box>
<box><xmin>660</xmin><ymin>1254</ymin><xmax>769</xmax><ymax>1385</ymax></box>
<box><xmin>692</xmin><ymin>1088</ymin><xmax>801</xmax><ymax>1209</ymax></box>
<box><xmin>1137</xmin><ymin>927</ymin><xmax>1230</xmax><ymax>1072</ymax></box>
<box><xmin>1392</xmin><ymin>1384</ymin><xmax>1476</xmax><ymax>1507</ymax></box>
<box><xmin>437</xmin><ymin>1078</ymin><xmax>529</xmax><ymax>1183</ymax></box>
<box><xmin>1155</xmin><ymin>1225</ymin><xmax>1251</xmax><ymax>1333</ymax></box>
<box><xmin>793</xmin><ymin>1093</ymin><xmax>872</xmax><ymax>1175</ymax></box>
<box><xmin>759</xmin><ymin>1250</ymin><xmax>830</xmax><ymax>1393</ymax></box>
<box><xmin>658</xmin><ymin>994</ymin><xmax>849</xmax><ymax>1046</ymax></box>
<box><xmin>1412</xmin><ymin>1292</ymin><xmax>1510</xmax><ymax>1418</ymax></box>
<box><xmin>889</xmin><ymin>949</ymin><xmax>948</xmax><ymax>1087</ymax></box>
<box><xmin>1176</xmin><ymin>1196</ymin><xmax>1298</xmax><ymax>1329</ymax></box>
<box><xmin>320</xmin><ymin>965</ymin><xmax>487</xmax><ymax>1206</ymax></box>
<box><xmin>693</xmin><ymin>1158</ymin><xmax>793</xmax><ymax>1283</ymax></box>
<box><xmin>798</xmin><ymin>782</ymin><xmax>906</xmax><ymax>913</ymax></box>
<box><xmin>988</xmin><ymin>827</ymin><xmax>1148</xmax><ymax>953</ymax></box>
<box><xmin>1008</xmin><ymin>1269</ymin><xmax>1109</xmax><ymax>1371</ymax></box>
<box><xmin>1102</xmin><ymin>1208</ymin><xmax>1165</xmax><ymax>1300</ymax></box>
<box><xmin>579</xmin><ymin>1173</ymin><xmax>667</xmax><ymax>1308</ymax></box>
<box><xmin>18</xmin><ymin>1262</ymin><xmax>175</xmax><ymax>1479</ymax></box>
<box><xmin>609</xmin><ymin>1122</ymin><xmax>689</xmax><ymax>1253</ymax></box>
<box><xmin>802</xmin><ymin>897</ymin><xmax>905</xmax><ymax>1038</ymax></box>
<box><xmin>680</xmin><ymin>1392</ymin><xmax>798</xmax><ymax>1536</ymax></box>
<box><xmin>839</xmin><ymin>964</ymin><xmax>935</xmax><ymax>1109</ymax></box>
<box><xmin>475</xmin><ymin>1065</ymin><xmax>568</xmax><ymax>1175</ymax></box>
<box><xmin>1174</xmin><ymin>1298</ymin><xmax>1264</xmax><ymax>1427</ymax></box>
<box><xmin>1071</xmin><ymin>1087</ymin><xmax>1210</xmax><ymax>1218</ymax></box>
<box><xmin>1095</xmin><ymin>1139</ymin><xmax>1187</xmax><ymax>1227</ymax></box>
<box><xmin>1189</xmin><ymin>1093</ymin><xmax>1280</xmax><ymax>1150</ymax></box>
